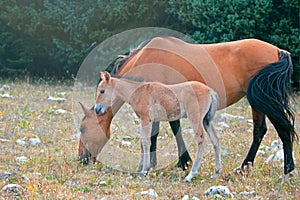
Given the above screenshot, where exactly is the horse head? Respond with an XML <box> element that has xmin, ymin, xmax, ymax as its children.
<box><xmin>78</xmin><ymin>102</ymin><xmax>112</xmax><ymax>164</ymax></box>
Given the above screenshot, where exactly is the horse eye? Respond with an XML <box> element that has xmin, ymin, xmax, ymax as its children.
<box><xmin>100</xmin><ymin>89</ymin><xmax>105</xmax><ymax>94</ymax></box>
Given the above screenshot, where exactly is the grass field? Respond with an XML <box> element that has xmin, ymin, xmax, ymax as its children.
<box><xmin>0</xmin><ymin>81</ymin><xmax>299</xmax><ymax>199</ymax></box>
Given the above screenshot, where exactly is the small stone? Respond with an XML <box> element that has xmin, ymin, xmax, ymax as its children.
<box><xmin>47</xmin><ymin>96</ymin><xmax>66</xmax><ymax>103</ymax></box>
<box><xmin>22</xmin><ymin>175</ymin><xmax>30</xmax><ymax>182</ymax></box>
<box><xmin>141</xmin><ymin>189</ymin><xmax>158</xmax><ymax>198</ymax></box>
<box><xmin>16</xmin><ymin>138</ymin><xmax>26</xmax><ymax>146</ymax></box>
<box><xmin>121</xmin><ymin>140</ymin><xmax>131</xmax><ymax>147</ymax></box>
<box><xmin>2</xmin><ymin>184</ymin><xmax>23</xmax><ymax>192</ymax></box>
<box><xmin>52</xmin><ymin>109</ymin><xmax>68</xmax><ymax>114</ymax></box>
<box><xmin>239</xmin><ymin>191</ymin><xmax>256</xmax><ymax>196</ymax></box>
<box><xmin>16</xmin><ymin>156</ymin><xmax>28</xmax><ymax>164</ymax></box>
<box><xmin>29</xmin><ymin>137</ymin><xmax>41</xmax><ymax>146</ymax></box>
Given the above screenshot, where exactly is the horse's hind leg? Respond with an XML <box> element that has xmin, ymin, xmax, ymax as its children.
<box><xmin>170</xmin><ymin>120</ymin><xmax>192</xmax><ymax>170</ymax></box>
<box><xmin>205</xmin><ymin>123</ymin><xmax>221</xmax><ymax>178</ymax></box>
<box><xmin>150</xmin><ymin>121</ymin><xmax>160</xmax><ymax>168</ymax></box>
<box><xmin>241</xmin><ymin>109</ymin><xmax>267</xmax><ymax>170</ymax></box>
<box><xmin>268</xmin><ymin>116</ymin><xmax>295</xmax><ymax>175</ymax></box>
<box><xmin>185</xmin><ymin>120</ymin><xmax>206</xmax><ymax>182</ymax></box>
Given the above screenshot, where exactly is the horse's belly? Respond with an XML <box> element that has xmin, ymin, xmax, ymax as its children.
<box><xmin>150</xmin><ymin>103</ymin><xmax>185</xmax><ymax>122</ymax></box>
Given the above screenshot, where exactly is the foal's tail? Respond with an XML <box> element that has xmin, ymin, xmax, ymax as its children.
<box><xmin>246</xmin><ymin>50</ymin><xmax>297</xmax><ymax>141</ymax></box>
<box><xmin>203</xmin><ymin>89</ymin><xmax>219</xmax><ymax>128</ymax></box>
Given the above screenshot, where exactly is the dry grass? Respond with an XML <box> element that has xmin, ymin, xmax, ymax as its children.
<box><xmin>0</xmin><ymin>81</ymin><xmax>299</xmax><ymax>199</ymax></box>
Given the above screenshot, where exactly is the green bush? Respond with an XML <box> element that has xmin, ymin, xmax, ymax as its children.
<box><xmin>0</xmin><ymin>0</ymin><xmax>298</xmax><ymax>87</ymax></box>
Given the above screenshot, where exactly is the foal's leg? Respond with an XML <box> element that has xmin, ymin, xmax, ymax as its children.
<box><xmin>241</xmin><ymin>109</ymin><xmax>267</xmax><ymax>170</ymax></box>
<box><xmin>137</xmin><ymin>121</ymin><xmax>159</xmax><ymax>171</ymax></box>
<box><xmin>185</xmin><ymin>121</ymin><xmax>206</xmax><ymax>182</ymax></box>
<box><xmin>140</xmin><ymin>120</ymin><xmax>153</xmax><ymax>176</ymax></box>
<box><xmin>170</xmin><ymin>120</ymin><xmax>192</xmax><ymax>170</ymax></box>
<box><xmin>205</xmin><ymin>123</ymin><xmax>222</xmax><ymax>178</ymax></box>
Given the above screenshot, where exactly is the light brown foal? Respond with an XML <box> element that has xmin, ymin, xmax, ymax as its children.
<box><xmin>92</xmin><ymin>71</ymin><xmax>221</xmax><ymax>181</ymax></box>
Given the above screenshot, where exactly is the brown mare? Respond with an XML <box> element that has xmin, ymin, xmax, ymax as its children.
<box><xmin>92</xmin><ymin>71</ymin><xmax>220</xmax><ymax>181</ymax></box>
<box><xmin>79</xmin><ymin>37</ymin><xmax>296</xmax><ymax>176</ymax></box>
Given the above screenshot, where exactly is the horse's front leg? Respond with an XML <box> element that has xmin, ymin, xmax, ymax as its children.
<box><xmin>140</xmin><ymin>120</ymin><xmax>153</xmax><ymax>176</ymax></box>
<box><xmin>170</xmin><ymin>120</ymin><xmax>192</xmax><ymax>170</ymax></box>
<box><xmin>138</xmin><ymin>122</ymin><xmax>159</xmax><ymax>171</ymax></box>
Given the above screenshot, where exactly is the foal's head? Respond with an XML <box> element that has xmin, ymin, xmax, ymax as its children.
<box><xmin>94</xmin><ymin>71</ymin><xmax>114</xmax><ymax>115</ymax></box>
<box><xmin>78</xmin><ymin>102</ymin><xmax>112</xmax><ymax>164</ymax></box>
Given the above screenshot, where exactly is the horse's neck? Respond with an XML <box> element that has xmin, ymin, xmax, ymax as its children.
<box><xmin>112</xmin><ymin>78</ymin><xmax>142</xmax><ymax>103</ymax></box>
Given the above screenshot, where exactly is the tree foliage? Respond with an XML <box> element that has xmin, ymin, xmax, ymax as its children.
<box><xmin>0</xmin><ymin>0</ymin><xmax>298</xmax><ymax>86</ymax></box>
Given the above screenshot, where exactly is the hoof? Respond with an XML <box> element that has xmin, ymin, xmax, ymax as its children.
<box><xmin>139</xmin><ymin>171</ymin><xmax>148</xmax><ymax>177</ymax></box>
<box><xmin>177</xmin><ymin>151</ymin><xmax>192</xmax><ymax>171</ymax></box>
<box><xmin>281</xmin><ymin>168</ymin><xmax>298</xmax><ymax>183</ymax></box>
<box><xmin>184</xmin><ymin>176</ymin><xmax>192</xmax><ymax>182</ymax></box>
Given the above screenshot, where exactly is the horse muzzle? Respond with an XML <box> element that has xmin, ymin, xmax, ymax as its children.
<box><xmin>94</xmin><ymin>104</ymin><xmax>106</xmax><ymax>115</ymax></box>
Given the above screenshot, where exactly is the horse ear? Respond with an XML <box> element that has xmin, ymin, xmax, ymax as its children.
<box><xmin>100</xmin><ymin>71</ymin><xmax>111</xmax><ymax>82</ymax></box>
<box><xmin>79</xmin><ymin>102</ymin><xmax>90</xmax><ymax>116</ymax></box>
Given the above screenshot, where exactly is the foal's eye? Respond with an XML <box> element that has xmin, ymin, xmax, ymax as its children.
<box><xmin>100</xmin><ymin>89</ymin><xmax>105</xmax><ymax>94</ymax></box>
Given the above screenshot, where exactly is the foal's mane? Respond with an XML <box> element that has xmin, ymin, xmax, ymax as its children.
<box><xmin>110</xmin><ymin>74</ymin><xmax>145</xmax><ymax>83</ymax></box>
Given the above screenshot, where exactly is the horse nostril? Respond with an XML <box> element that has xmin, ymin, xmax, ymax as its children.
<box><xmin>94</xmin><ymin>104</ymin><xmax>105</xmax><ymax>115</ymax></box>
<box><xmin>80</xmin><ymin>152</ymin><xmax>91</xmax><ymax>165</ymax></box>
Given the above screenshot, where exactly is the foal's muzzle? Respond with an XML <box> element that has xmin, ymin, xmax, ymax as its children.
<box><xmin>94</xmin><ymin>104</ymin><xmax>106</xmax><ymax>115</ymax></box>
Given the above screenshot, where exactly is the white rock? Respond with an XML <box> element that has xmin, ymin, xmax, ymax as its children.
<box><xmin>270</xmin><ymin>140</ymin><xmax>281</xmax><ymax>152</ymax></box>
<box><xmin>16</xmin><ymin>156</ymin><xmax>28</xmax><ymax>164</ymax></box>
<box><xmin>47</xmin><ymin>96</ymin><xmax>66</xmax><ymax>103</ymax></box>
<box><xmin>191</xmin><ymin>197</ymin><xmax>200</xmax><ymax>200</ymax></box>
<box><xmin>29</xmin><ymin>137</ymin><xmax>41</xmax><ymax>146</ymax></box>
<box><xmin>0</xmin><ymin>93</ymin><xmax>13</xmax><ymax>99</ymax></box>
<box><xmin>2</xmin><ymin>184</ymin><xmax>23</xmax><ymax>191</ymax></box>
<box><xmin>16</xmin><ymin>138</ymin><xmax>26</xmax><ymax>146</ymax></box>
<box><xmin>0</xmin><ymin>85</ymin><xmax>10</xmax><ymax>91</ymax></box>
<box><xmin>257</xmin><ymin>150</ymin><xmax>266</xmax><ymax>156</ymax></box>
<box><xmin>52</xmin><ymin>109</ymin><xmax>67</xmax><ymax>114</ymax></box>
<box><xmin>216</xmin><ymin>122</ymin><xmax>229</xmax><ymax>130</ymax></box>
<box><xmin>265</xmin><ymin>150</ymin><xmax>284</xmax><ymax>163</ymax></box>
<box><xmin>99</xmin><ymin>181</ymin><xmax>106</xmax><ymax>185</ymax></box>
<box><xmin>221</xmin><ymin>113</ymin><xmax>244</xmax><ymax>120</ymax></box>
<box><xmin>239</xmin><ymin>191</ymin><xmax>256</xmax><ymax>195</ymax></box>
<box><xmin>204</xmin><ymin>185</ymin><xmax>233</xmax><ymax>198</ymax></box>
<box><xmin>182</xmin><ymin>195</ymin><xmax>189</xmax><ymax>200</ymax></box>
<box><xmin>259</xmin><ymin>145</ymin><xmax>271</xmax><ymax>152</ymax></box>
<box><xmin>121</xmin><ymin>140</ymin><xmax>132</xmax><ymax>147</ymax></box>
<box><xmin>22</xmin><ymin>175</ymin><xmax>30</xmax><ymax>182</ymax></box>
<box><xmin>141</xmin><ymin>189</ymin><xmax>158</xmax><ymax>198</ymax></box>
<box><xmin>0</xmin><ymin>138</ymin><xmax>10</xmax><ymax>142</ymax></box>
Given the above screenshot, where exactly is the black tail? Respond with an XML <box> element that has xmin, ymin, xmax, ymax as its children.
<box><xmin>203</xmin><ymin>89</ymin><xmax>219</xmax><ymax>129</ymax></box>
<box><xmin>246</xmin><ymin>50</ymin><xmax>297</xmax><ymax>141</ymax></box>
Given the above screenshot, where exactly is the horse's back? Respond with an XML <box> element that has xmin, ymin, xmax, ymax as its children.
<box><xmin>119</xmin><ymin>37</ymin><xmax>280</xmax><ymax>109</ymax></box>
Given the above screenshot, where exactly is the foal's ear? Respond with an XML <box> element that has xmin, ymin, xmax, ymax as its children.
<box><xmin>79</xmin><ymin>102</ymin><xmax>90</xmax><ymax>116</ymax></box>
<box><xmin>100</xmin><ymin>71</ymin><xmax>111</xmax><ymax>82</ymax></box>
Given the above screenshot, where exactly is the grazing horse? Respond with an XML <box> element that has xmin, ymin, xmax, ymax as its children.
<box><xmin>92</xmin><ymin>71</ymin><xmax>220</xmax><ymax>181</ymax></box>
<box><xmin>79</xmin><ymin>37</ymin><xmax>296</xmax><ymax>176</ymax></box>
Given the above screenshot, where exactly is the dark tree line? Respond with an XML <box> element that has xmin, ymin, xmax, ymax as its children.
<box><xmin>0</xmin><ymin>0</ymin><xmax>298</xmax><ymax>87</ymax></box>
